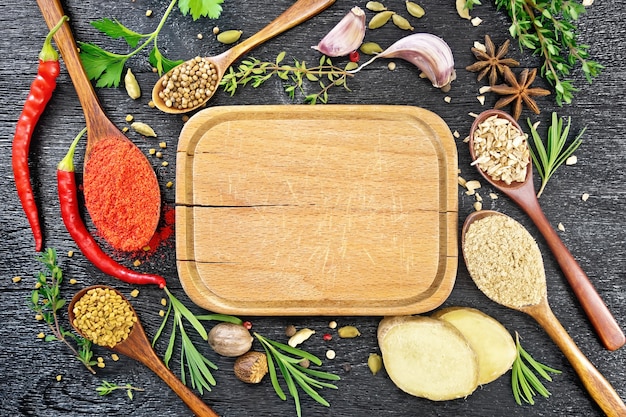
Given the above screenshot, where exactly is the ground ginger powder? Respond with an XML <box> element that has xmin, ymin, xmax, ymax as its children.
<box><xmin>463</xmin><ymin>215</ymin><xmax>546</xmax><ymax>308</ymax></box>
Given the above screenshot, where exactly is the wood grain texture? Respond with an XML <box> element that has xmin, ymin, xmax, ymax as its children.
<box><xmin>1</xmin><ymin>0</ymin><xmax>625</xmax><ymax>416</ymax></box>
<box><xmin>176</xmin><ymin>105</ymin><xmax>457</xmax><ymax>315</ymax></box>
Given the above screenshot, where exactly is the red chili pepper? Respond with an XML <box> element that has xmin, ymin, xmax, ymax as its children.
<box><xmin>57</xmin><ymin>129</ymin><xmax>166</xmax><ymax>289</ymax></box>
<box><xmin>12</xmin><ymin>16</ymin><xmax>68</xmax><ymax>252</ymax></box>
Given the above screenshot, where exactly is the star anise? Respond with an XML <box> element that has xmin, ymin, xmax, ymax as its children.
<box><xmin>489</xmin><ymin>67</ymin><xmax>551</xmax><ymax>120</ymax></box>
<box><xmin>466</xmin><ymin>35</ymin><xmax>520</xmax><ymax>86</ymax></box>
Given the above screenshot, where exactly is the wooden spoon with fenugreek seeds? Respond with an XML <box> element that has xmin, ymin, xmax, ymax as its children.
<box><xmin>468</xmin><ymin>109</ymin><xmax>625</xmax><ymax>351</ymax></box>
<box><xmin>461</xmin><ymin>211</ymin><xmax>626</xmax><ymax>417</ymax></box>
<box><xmin>68</xmin><ymin>286</ymin><xmax>220</xmax><ymax>417</ymax></box>
<box><xmin>151</xmin><ymin>0</ymin><xmax>336</xmax><ymax>114</ymax></box>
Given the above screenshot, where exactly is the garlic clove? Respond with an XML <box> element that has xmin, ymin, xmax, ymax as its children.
<box><xmin>377</xmin><ymin>33</ymin><xmax>456</xmax><ymax>91</ymax></box>
<box><xmin>352</xmin><ymin>33</ymin><xmax>456</xmax><ymax>92</ymax></box>
<box><xmin>312</xmin><ymin>7</ymin><xmax>366</xmax><ymax>57</ymax></box>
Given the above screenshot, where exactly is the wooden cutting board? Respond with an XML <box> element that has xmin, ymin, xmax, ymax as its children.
<box><xmin>176</xmin><ymin>105</ymin><xmax>458</xmax><ymax>316</ymax></box>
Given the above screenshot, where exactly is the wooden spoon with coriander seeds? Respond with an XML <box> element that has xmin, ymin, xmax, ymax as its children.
<box><xmin>37</xmin><ymin>0</ymin><xmax>160</xmax><ymax>252</ymax></box>
<box><xmin>151</xmin><ymin>0</ymin><xmax>336</xmax><ymax>114</ymax></box>
<box><xmin>68</xmin><ymin>286</ymin><xmax>220</xmax><ymax>417</ymax></box>
<box><xmin>468</xmin><ymin>109</ymin><xmax>625</xmax><ymax>351</ymax></box>
<box><xmin>461</xmin><ymin>211</ymin><xmax>626</xmax><ymax>416</ymax></box>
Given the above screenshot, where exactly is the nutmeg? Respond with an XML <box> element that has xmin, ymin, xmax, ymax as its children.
<box><xmin>207</xmin><ymin>322</ymin><xmax>253</xmax><ymax>357</ymax></box>
<box><xmin>234</xmin><ymin>351</ymin><xmax>268</xmax><ymax>384</ymax></box>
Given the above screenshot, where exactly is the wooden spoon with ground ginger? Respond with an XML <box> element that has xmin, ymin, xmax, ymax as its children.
<box><xmin>462</xmin><ymin>210</ymin><xmax>626</xmax><ymax>417</ymax></box>
<box><xmin>69</xmin><ymin>286</ymin><xmax>220</xmax><ymax>417</ymax></box>
<box><xmin>468</xmin><ymin>109</ymin><xmax>625</xmax><ymax>352</ymax></box>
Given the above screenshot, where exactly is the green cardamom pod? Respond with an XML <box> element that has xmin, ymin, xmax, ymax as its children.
<box><xmin>130</xmin><ymin>122</ymin><xmax>157</xmax><ymax>137</ymax></box>
<box><xmin>124</xmin><ymin>68</ymin><xmax>141</xmax><ymax>99</ymax></box>
<box><xmin>217</xmin><ymin>29</ymin><xmax>243</xmax><ymax>45</ymax></box>
<box><xmin>366</xmin><ymin>1</ymin><xmax>387</xmax><ymax>12</ymax></box>
<box><xmin>360</xmin><ymin>41</ymin><xmax>383</xmax><ymax>55</ymax></box>
<box><xmin>368</xmin><ymin>11</ymin><xmax>395</xmax><ymax>29</ymax></box>
<box><xmin>406</xmin><ymin>1</ymin><xmax>425</xmax><ymax>18</ymax></box>
<box><xmin>392</xmin><ymin>14</ymin><xmax>414</xmax><ymax>30</ymax></box>
<box><xmin>368</xmin><ymin>353</ymin><xmax>383</xmax><ymax>375</ymax></box>
<box><xmin>337</xmin><ymin>325</ymin><xmax>361</xmax><ymax>338</ymax></box>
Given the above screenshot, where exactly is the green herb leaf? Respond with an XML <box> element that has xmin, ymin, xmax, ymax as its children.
<box><xmin>91</xmin><ymin>18</ymin><xmax>145</xmax><ymax>47</ymax></box>
<box><xmin>527</xmin><ymin>112</ymin><xmax>584</xmax><ymax>197</ymax></box>
<box><xmin>178</xmin><ymin>0</ymin><xmax>224</xmax><ymax>20</ymax></box>
<box><xmin>78</xmin><ymin>42</ymin><xmax>128</xmax><ymax>87</ymax></box>
<box><xmin>511</xmin><ymin>332</ymin><xmax>561</xmax><ymax>405</ymax></box>
<box><xmin>149</xmin><ymin>47</ymin><xmax>183</xmax><ymax>76</ymax></box>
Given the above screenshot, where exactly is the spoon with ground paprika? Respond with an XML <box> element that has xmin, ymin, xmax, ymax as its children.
<box><xmin>462</xmin><ymin>210</ymin><xmax>626</xmax><ymax>416</ymax></box>
<box><xmin>36</xmin><ymin>0</ymin><xmax>160</xmax><ymax>252</ymax></box>
<box><xmin>69</xmin><ymin>285</ymin><xmax>220</xmax><ymax>417</ymax></box>
<box><xmin>151</xmin><ymin>0</ymin><xmax>336</xmax><ymax>114</ymax></box>
<box><xmin>468</xmin><ymin>109</ymin><xmax>625</xmax><ymax>351</ymax></box>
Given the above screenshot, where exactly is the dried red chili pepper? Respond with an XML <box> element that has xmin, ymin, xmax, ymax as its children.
<box><xmin>57</xmin><ymin>129</ymin><xmax>166</xmax><ymax>289</ymax></box>
<box><xmin>12</xmin><ymin>16</ymin><xmax>67</xmax><ymax>251</ymax></box>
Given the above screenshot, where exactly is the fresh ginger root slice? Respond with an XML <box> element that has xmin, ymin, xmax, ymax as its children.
<box><xmin>377</xmin><ymin>316</ymin><xmax>479</xmax><ymax>401</ymax></box>
<box><xmin>432</xmin><ymin>307</ymin><xmax>517</xmax><ymax>385</ymax></box>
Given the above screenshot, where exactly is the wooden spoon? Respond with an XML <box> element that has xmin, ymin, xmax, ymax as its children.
<box><xmin>468</xmin><ymin>109</ymin><xmax>625</xmax><ymax>351</ymax></box>
<box><xmin>36</xmin><ymin>0</ymin><xmax>160</xmax><ymax>251</ymax></box>
<box><xmin>461</xmin><ymin>210</ymin><xmax>626</xmax><ymax>416</ymax></box>
<box><xmin>68</xmin><ymin>285</ymin><xmax>219</xmax><ymax>417</ymax></box>
<box><xmin>152</xmin><ymin>0</ymin><xmax>336</xmax><ymax>114</ymax></box>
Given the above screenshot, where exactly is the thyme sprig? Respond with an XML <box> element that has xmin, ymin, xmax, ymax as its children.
<box><xmin>466</xmin><ymin>0</ymin><xmax>603</xmax><ymax>105</ymax></box>
<box><xmin>512</xmin><ymin>332</ymin><xmax>561</xmax><ymax>405</ymax></box>
<box><xmin>79</xmin><ymin>0</ymin><xmax>224</xmax><ymax>87</ymax></box>
<box><xmin>527</xmin><ymin>112</ymin><xmax>585</xmax><ymax>198</ymax></box>
<box><xmin>255</xmin><ymin>333</ymin><xmax>340</xmax><ymax>417</ymax></box>
<box><xmin>96</xmin><ymin>380</ymin><xmax>144</xmax><ymax>400</ymax></box>
<box><xmin>28</xmin><ymin>248</ymin><xmax>97</xmax><ymax>374</ymax></box>
<box><xmin>221</xmin><ymin>52</ymin><xmax>357</xmax><ymax>104</ymax></box>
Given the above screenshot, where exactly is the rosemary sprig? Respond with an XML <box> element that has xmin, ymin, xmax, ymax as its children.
<box><xmin>220</xmin><ymin>52</ymin><xmax>356</xmax><ymax>104</ymax></box>
<box><xmin>96</xmin><ymin>380</ymin><xmax>144</xmax><ymax>400</ymax></box>
<box><xmin>512</xmin><ymin>332</ymin><xmax>561</xmax><ymax>405</ymax></box>
<box><xmin>28</xmin><ymin>248</ymin><xmax>97</xmax><ymax>374</ymax></box>
<box><xmin>152</xmin><ymin>286</ymin><xmax>220</xmax><ymax>394</ymax></box>
<box><xmin>79</xmin><ymin>0</ymin><xmax>224</xmax><ymax>87</ymax></box>
<box><xmin>255</xmin><ymin>333</ymin><xmax>340</xmax><ymax>417</ymax></box>
<box><xmin>527</xmin><ymin>112</ymin><xmax>585</xmax><ymax>198</ymax></box>
<box><xmin>466</xmin><ymin>0</ymin><xmax>603</xmax><ymax>105</ymax></box>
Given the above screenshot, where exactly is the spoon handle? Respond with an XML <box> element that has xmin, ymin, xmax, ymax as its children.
<box><xmin>516</xmin><ymin>194</ymin><xmax>625</xmax><ymax>351</ymax></box>
<box><xmin>213</xmin><ymin>0</ymin><xmax>336</xmax><ymax>68</ymax></box>
<box><xmin>528</xmin><ymin>301</ymin><xmax>626</xmax><ymax>416</ymax></box>
<box><xmin>36</xmin><ymin>0</ymin><xmax>118</xmax><ymax>150</ymax></box>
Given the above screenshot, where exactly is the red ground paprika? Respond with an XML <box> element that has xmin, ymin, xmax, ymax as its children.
<box><xmin>57</xmin><ymin>129</ymin><xmax>166</xmax><ymax>288</ymax></box>
<box><xmin>12</xmin><ymin>16</ymin><xmax>67</xmax><ymax>251</ymax></box>
<box><xmin>83</xmin><ymin>137</ymin><xmax>161</xmax><ymax>252</ymax></box>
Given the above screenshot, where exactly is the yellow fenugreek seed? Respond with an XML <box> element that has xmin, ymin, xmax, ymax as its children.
<box><xmin>34</xmin><ymin>282</ymin><xmax>42</xmax><ymax>289</ymax></box>
<box><xmin>161</xmin><ymin>298</ymin><xmax>167</xmax><ymax>306</ymax></box>
<box><xmin>166</xmin><ymin>181</ymin><xmax>174</xmax><ymax>188</ymax></box>
<box><xmin>35</xmin><ymin>314</ymin><xmax>43</xmax><ymax>321</ymax></box>
<box><xmin>37</xmin><ymin>332</ymin><xmax>45</xmax><ymax>339</ymax></box>
<box><xmin>122</xmin><ymin>127</ymin><xmax>129</xmax><ymax>133</ymax></box>
<box><xmin>145</xmin><ymin>9</ymin><xmax>153</xmax><ymax>17</ymax></box>
<box><xmin>133</xmin><ymin>260</ymin><xmax>141</xmax><ymax>267</ymax></box>
<box><xmin>159</xmin><ymin>142</ymin><xmax>167</xmax><ymax>149</ymax></box>
<box><xmin>143</xmin><ymin>245</ymin><xmax>151</xmax><ymax>252</ymax></box>
<box><xmin>56</xmin><ymin>375</ymin><xmax>63</xmax><ymax>382</ymax></box>
<box><xmin>12</xmin><ymin>276</ymin><xmax>22</xmax><ymax>283</ymax></box>
<box><xmin>67</xmin><ymin>250</ymin><xmax>74</xmax><ymax>257</ymax></box>
<box><xmin>125</xmin><ymin>114</ymin><xmax>134</xmax><ymax>122</ymax></box>
<box><xmin>69</xmin><ymin>278</ymin><xmax>78</xmax><ymax>285</ymax></box>
<box><xmin>148</xmin><ymin>100</ymin><xmax>156</xmax><ymax>108</ymax></box>
<box><xmin>97</xmin><ymin>362</ymin><xmax>106</xmax><ymax>368</ymax></box>
<box><xmin>130</xmin><ymin>289</ymin><xmax>140</xmax><ymax>298</ymax></box>
<box><xmin>161</xmin><ymin>161</ymin><xmax>169</xmax><ymax>167</ymax></box>
<box><xmin>97</xmin><ymin>356</ymin><xmax>104</xmax><ymax>363</ymax></box>
<box><xmin>111</xmin><ymin>354</ymin><xmax>120</xmax><ymax>361</ymax></box>
<box><xmin>159</xmin><ymin>310</ymin><xmax>165</xmax><ymax>317</ymax></box>
<box><xmin>149</xmin><ymin>148</ymin><xmax>156</xmax><ymax>155</ymax></box>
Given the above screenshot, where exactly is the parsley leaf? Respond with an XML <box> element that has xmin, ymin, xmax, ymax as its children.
<box><xmin>179</xmin><ymin>0</ymin><xmax>224</xmax><ymax>20</ymax></box>
<box><xmin>78</xmin><ymin>42</ymin><xmax>128</xmax><ymax>87</ymax></box>
<box><xmin>91</xmin><ymin>18</ymin><xmax>146</xmax><ymax>48</ymax></box>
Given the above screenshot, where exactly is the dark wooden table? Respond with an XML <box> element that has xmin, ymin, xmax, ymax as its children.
<box><xmin>2</xmin><ymin>1</ymin><xmax>625</xmax><ymax>416</ymax></box>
